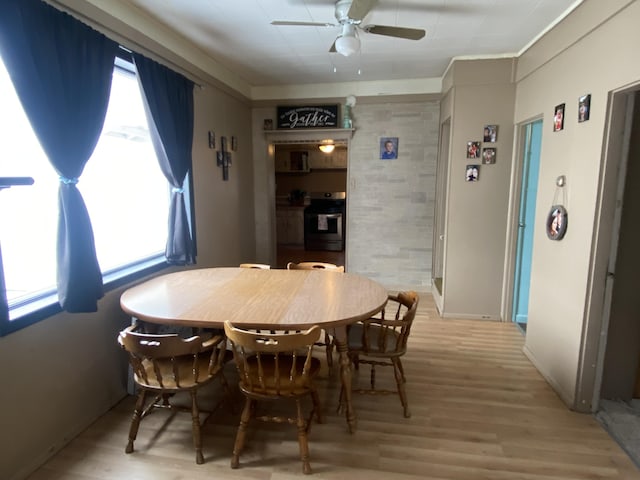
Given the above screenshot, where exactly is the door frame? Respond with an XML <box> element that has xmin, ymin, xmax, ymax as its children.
<box><xmin>431</xmin><ymin>116</ymin><xmax>451</xmax><ymax>313</ymax></box>
<box><xmin>577</xmin><ymin>84</ymin><xmax>638</xmax><ymax>412</ymax></box>
<box><xmin>501</xmin><ymin>115</ymin><xmax>543</xmax><ymax>323</ymax></box>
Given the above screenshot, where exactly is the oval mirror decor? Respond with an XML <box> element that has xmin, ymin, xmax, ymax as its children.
<box><xmin>546</xmin><ymin>205</ymin><xmax>568</xmax><ymax>240</ymax></box>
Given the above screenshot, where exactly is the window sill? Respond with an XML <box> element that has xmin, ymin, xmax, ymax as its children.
<box><xmin>1</xmin><ymin>255</ymin><xmax>169</xmax><ymax>336</ymax></box>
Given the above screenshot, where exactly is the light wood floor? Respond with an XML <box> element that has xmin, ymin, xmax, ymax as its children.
<box><xmin>26</xmin><ymin>294</ymin><xmax>639</xmax><ymax>479</ymax></box>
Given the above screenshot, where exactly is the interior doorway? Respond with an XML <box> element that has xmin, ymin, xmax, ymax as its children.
<box><xmin>596</xmin><ymin>90</ymin><xmax>640</xmax><ymax>402</ymax></box>
<box><xmin>574</xmin><ymin>87</ymin><xmax>640</xmax><ymax>412</ymax></box>
<box><xmin>511</xmin><ymin>119</ymin><xmax>543</xmax><ymax>331</ymax></box>
<box><xmin>432</xmin><ymin>118</ymin><xmax>450</xmax><ymax>305</ymax></box>
<box><xmin>273</xmin><ymin>142</ymin><xmax>348</xmax><ymax>269</ymax></box>
<box><xmin>587</xmin><ymin>88</ymin><xmax>640</xmax><ymax>468</ymax></box>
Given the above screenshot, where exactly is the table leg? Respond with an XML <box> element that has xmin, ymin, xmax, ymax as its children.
<box><xmin>332</xmin><ymin>326</ymin><xmax>357</xmax><ymax>433</ymax></box>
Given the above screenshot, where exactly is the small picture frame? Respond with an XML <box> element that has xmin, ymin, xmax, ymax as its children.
<box><xmin>208</xmin><ymin>131</ymin><xmax>215</xmax><ymax>149</ymax></box>
<box><xmin>231</xmin><ymin>135</ymin><xmax>238</xmax><ymax>151</ymax></box>
<box><xmin>546</xmin><ymin>205</ymin><xmax>568</xmax><ymax>240</ymax></box>
<box><xmin>578</xmin><ymin>94</ymin><xmax>591</xmax><ymax>122</ymax></box>
<box><xmin>482</xmin><ymin>147</ymin><xmax>496</xmax><ymax>164</ymax></box>
<box><xmin>483</xmin><ymin>125</ymin><xmax>497</xmax><ymax>143</ymax></box>
<box><xmin>465</xmin><ymin>164</ymin><xmax>479</xmax><ymax>182</ymax></box>
<box><xmin>263</xmin><ymin>119</ymin><xmax>273</xmax><ymax>130</ymax></box>
<box><xmin>221</xmin><ymin>136</ymin><xmax>227</xmax><ymax>152</ymax></box>
<box><xmin>554</xmin><ymin>103</ymin><xmax>565</xmax><ymax>132</ymax></box>
<box><xmin>467</xmin><ymin>141</ymin><xmax>481</xmax><ymax>159</ymax></box>
<box><xmin>380</xmin><ymin>137</ymin><xmax>398</xmax><ymax>159</ymax></box>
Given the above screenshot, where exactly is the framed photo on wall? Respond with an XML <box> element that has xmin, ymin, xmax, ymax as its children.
<box><xmin>380</xmin><ymin>137</ymin><xmax>398</xmax><ymax>159</ymax></box>
<box><xmin>578</xmin><ymin>94</ymin><xmax>591</xmax><ymax>122</ymax></box>
<box><xmin>465</xmin><ymin>164</ymin><xmax>479</xmax><ymax>182</ymax></box>
<box><xmin>483</xmin><ymin>125</ymin><xmax>497</xmax><ymax>142</ymax></box>
<box><xmin>467</xmin><ymin>141</ymin><xmax>481</xmax><ymax>159</ymax></box>
<box><xmin>553</xmin><ymin>103</ymin><xmax>565</xmax><ymax>132</ymax></box>
<box><xmin>482</xmin><ymin>147</ymin><xmax>496</xmax><ymax>164</ymax></box>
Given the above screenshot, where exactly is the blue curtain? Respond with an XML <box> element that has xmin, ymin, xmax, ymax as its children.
<box><xmin>133</xmin><ymin>53</ymin><xmax>196</xmax><ymax>265</ymax></box>
<box><xmin>0</xmin><ymin>0</ymin><xmax>118</xmax><ymax>311</ymax></box>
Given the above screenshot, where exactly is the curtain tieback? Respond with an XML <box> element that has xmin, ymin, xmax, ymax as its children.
<box><xmin>59</xmin><ymin>176</ymin><xmax>79</xmax><ymax>185</ymax></box>
<box><xmin>172</xmin><ymin>187</ymin><xmax>184</xmax><ymax>194</ymax></box>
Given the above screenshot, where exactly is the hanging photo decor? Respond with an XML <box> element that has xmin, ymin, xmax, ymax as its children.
<box><xmin>467</xmin><ymin>141</ymin><xmax>481</xmax><ymax>158</ymax></box>
<box><xmin>578</xmin><ymin>94</ymin><xmax>591</xmax><ymax>122</ymax></box>
<box><xmin>465</xmin><ymin>164</ymin><xmax>479</xmax><ymax>182</ymax></box>
<box><xmin>482</xmin><ymin>147</ymin><xmax>496</xmax><ymax>164</ymax></box>
<box><xmin>546</xmin><ymin>205</ymin><xmax>568</xmax><ymax>240</ymax></box>
<box><xmin>553</xmin><ymin>103</ymin><xmax>565</xmax><ymax>132</ymax></box>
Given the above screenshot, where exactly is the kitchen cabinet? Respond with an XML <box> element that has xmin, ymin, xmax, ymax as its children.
<box><xmin>308</xmin><ymin>147</ymin><xmax>347</xmax><ymax>169</ymax></box>
<box><xmin>275</xmin><ymin>151</ymin><xmax>310</xmax><ymax>173</ymax></box>
<box><xmin>276</xmin><ymin>207</ymin><xmax>304</xmax><ymax>245</ymax></box>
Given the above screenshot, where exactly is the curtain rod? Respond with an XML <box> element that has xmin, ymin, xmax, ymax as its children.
<box><xmin>45</xmin><ymin>1</ymin><xmax>205</xmax><ymax>89</ymax></box>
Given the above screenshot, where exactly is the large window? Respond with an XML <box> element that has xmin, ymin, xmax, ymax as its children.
<box><xmin>0</xmin><ymin>56</ymin><xmax>170</xmax><ymax>324</ymax></box>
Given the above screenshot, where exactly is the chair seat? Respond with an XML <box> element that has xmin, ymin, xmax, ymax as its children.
<box><xmin>240</xmin><ymin>356</ymin><xmax>321</xmax><ymax>396</ymax></box>
<box><xmin>347</xmin><ymin>324</ymin><xmax>402</xmax><ymax>356</ymax></box>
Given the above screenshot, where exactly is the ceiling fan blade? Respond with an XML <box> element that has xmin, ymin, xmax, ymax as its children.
<box><xmin>271</xmin><ymin>20</ymin><xmax>335</xmax><ymax>27</ymax></box>
<box><xmin>347</xmin><ymin>0</ymin><xmax>376</xmax><ymax>21</ymax></box>
<box><xmin>362</xmin><ymin>24</ymin><xmax>426</xmax><ymax>40</ymax></box>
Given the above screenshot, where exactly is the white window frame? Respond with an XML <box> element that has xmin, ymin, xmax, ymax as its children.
<box><xmin>0</xmin><ymin>53</ymin><xmax>189</xmax><ymax>336</ymax></box>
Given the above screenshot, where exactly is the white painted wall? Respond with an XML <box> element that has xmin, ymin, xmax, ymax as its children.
<box><xmin>514</xmin><ymin>0</ymin><xmax>639</xmax><ymax>409</ymax></box>
<box><xmin>437</xmin><ymin>58</ymin><xmax>517</xmax><ymax>319</ymax></box>
<box><xmin>346</xmin><ymin>101</ymin><xmax>439</xmax><ymax>291</ymax></box>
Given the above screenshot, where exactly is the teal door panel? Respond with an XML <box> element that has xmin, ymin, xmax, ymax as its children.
<box><xmin>513</xmin><ymin>120</ymin><xmax>542</xmax><ymax>324</ymax></box>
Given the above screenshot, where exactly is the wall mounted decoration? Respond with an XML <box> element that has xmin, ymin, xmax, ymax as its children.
<box><xmin>231</xmin><ymin>135</ymin><xmax>238</xmax><ymax>151</ymax></box>
<box><xmin>216</xmin><ymin>135</ymin><xmax>232</xmax><ymax>181</ymax></box>
<box><xmin>483</xmin><ymin>125</ymin><xmax>497</xmax><ymax>142</ymax></box>
<box><xmin>578</xmin><ymin>94</ymin><xmax>591</xmax><ymax>122</ymax></box>
<box><xmin>465</xmin><ymin>164</ymin><xmax>479</xmax><ymax>182</ymax></box>
<box><xmin>482</xmin><ymin>147</ymin><xmax>496</xmax><ymax>164</ymax></box>
<box><xmin>547</xmin><ymin>175</ymin><xmax>568</xmax><ymax>240</ymax></box>
<box><xmin>380</xmin><ymin>137</ymin><xmax>398</xmax><ymax>159</ymax></box>
<box><xmin>467</xmin><ymin>141</ymin><xmax>481</xmax><ymax>159</ymax></box>
<box><xmin>546</xmin><ymin>205</ymin><xmax>568</xmax><ymax>240</ymax></box>
<box><xmin>276</xmin><ymin>105</ymin><xmax>339</xmax><ymax>129</ymax></box>
<box><xmin>553</xmin><ymin>103</ymin><xmax>565</xmax><ymax>132</ymax></box>
<box><xmin>208</xmin><ymin>131</ymin><xmax>215</xmax><ymax>149</ymax></box>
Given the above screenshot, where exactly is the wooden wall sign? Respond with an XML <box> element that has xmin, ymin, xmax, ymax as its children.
<box><xmin>277</xmin><ymin>105</ymin><xmax>339</xmax><ymax>129</ymax></box>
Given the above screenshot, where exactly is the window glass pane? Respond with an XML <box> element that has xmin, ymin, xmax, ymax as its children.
<box><xmin>0</xmin><ymin>57</ymin><xmax>168</xmax><ymax>308</ymax></box>
<box><xmin>0</xmin><ymin>59</ymin><xmax>57</xmax><ymax>303</ymax></box>
<box><xmin>81</xmin><ymin>66</ymin><xmax>168</xmax><ymax>272</ymax></box>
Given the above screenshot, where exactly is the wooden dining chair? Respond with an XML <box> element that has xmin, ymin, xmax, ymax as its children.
<box><xmin>286</xmin><ymin>261</ymin><xmax>344</xmax><ymax>369</ymax></box>
<box><xmin>118</xmin><ymin>325</ymin><xmax>232</xmax><ymax>464</ymax></box>
<box><xmin>286</xmin><ymin>261</ymin><xmax>345</xmax><ymax>272</ymax></box>
<box><xmin>239</xmin><ymin>263</ymin><xmax>271</xmax><ymax>269</ymax></box>
<box><xmin>224</xmin><ymin>321</ymin><xmax>323</xmax><ymax>475</ymax></box>
<box><xmin>339</xmin><ymin>291</ymin><xmax>419</xmax><ymax>418</ymax></box>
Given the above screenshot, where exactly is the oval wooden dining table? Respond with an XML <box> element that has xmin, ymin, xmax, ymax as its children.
<box><xmin>120</xmin><ymin>266</ymin><xmax>389</xmax><ymax>433</ymax></box>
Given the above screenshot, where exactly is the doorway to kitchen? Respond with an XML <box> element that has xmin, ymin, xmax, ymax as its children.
<box><xmin>274</xmin><ymin>142</ymin><xmax>348</xmax><ymax>269</ymax></box>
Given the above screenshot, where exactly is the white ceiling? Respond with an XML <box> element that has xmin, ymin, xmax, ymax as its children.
<box><xmin>123</xmin><ymin>0</ymin><xmax>581</xmax><ymax>88</ymax></box>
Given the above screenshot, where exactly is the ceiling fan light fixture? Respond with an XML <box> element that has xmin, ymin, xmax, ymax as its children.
<box><xmin>335</xmin><ymin>35</ymin><xmax>360</xmax><ymax>56</ymax></box>
<box><xmin>335</xmin><ymin>24</ymin><xmax>360</xmax><ymax>56</ymax></box>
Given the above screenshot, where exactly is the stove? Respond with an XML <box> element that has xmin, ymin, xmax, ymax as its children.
<box><xmin>304</xmin><ymin>192</ymin><xmax>346</xmax><ymax>251</ymax></box>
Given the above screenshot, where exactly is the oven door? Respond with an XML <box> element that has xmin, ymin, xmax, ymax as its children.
<box><xmin>304</xmin><ymin>211</ymin><xmax>344</xmax><ymax>251</ymax></box>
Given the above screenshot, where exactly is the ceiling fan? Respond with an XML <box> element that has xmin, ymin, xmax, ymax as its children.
<box><xmin>271</xmin><ymin>0</ymin><xmax>426</xmax><ymax>57</ymax></box>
